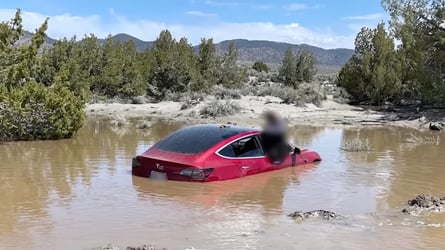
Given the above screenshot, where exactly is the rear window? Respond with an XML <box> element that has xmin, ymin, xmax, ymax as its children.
<box><xmin>155</xmin><ymin>124</ymin><xmax>251</xmax><ymax>154</ymax></box>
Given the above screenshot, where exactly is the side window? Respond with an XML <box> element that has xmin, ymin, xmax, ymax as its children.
<box><xmin>219</xmin><ymin>144</ymin><xmax>236</xmax><ymax>157</ymax></box>
<box><xmin>219</xmin><ymin>136</ymin><xmax>264</xmax><ymax>158</ymax></box>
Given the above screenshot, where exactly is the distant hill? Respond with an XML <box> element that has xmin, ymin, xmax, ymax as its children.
<box><xmin>98</xmin><ymin>33</ymin><xmax>154</xmax><ymax>51</ymax></box>
<box><xmin>15</xmin><ymin>31</ymin><xmax>56</xmax><ymax>47</ymax></box>
<box><xmin>20</xmin><ymin>32</ymin><xmax>354</xmax><ymax>67</ymax></box>
<box><xmin>214</xmin><ymin>39</ymin><xmax>354</xmax><ymax>67</ymax></box>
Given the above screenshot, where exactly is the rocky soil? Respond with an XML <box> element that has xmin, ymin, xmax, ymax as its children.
<box><xmin>86</xmin><ymin>95</ymin><xmax>445</xmax><ymax>130</ymax></box>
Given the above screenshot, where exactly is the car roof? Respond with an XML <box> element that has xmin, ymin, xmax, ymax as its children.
<box><xmin>194</xmin><ymin>123</ymin><xmax>258</xmax><ymax>132</ymax></box>
<box><xmin>154</xmin><ymin>124</ymin><xmax>260</xmax><ymax>154</ymax></box>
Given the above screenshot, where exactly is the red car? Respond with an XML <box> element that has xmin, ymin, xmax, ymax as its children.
<box><xmin>132</xmin><ymin>124</ymin><xmax>321</xmax><ymax>182</ymax></box>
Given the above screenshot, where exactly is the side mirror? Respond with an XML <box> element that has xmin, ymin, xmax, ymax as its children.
<box><xmin>293</xmin><ymin>147</ymin><xmax>301</xmax><ymax>155</ymax></box>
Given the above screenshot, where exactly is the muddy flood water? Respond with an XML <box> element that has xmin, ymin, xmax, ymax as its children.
<box><xmin>2</xmin><ymin>118</ymin><xmax>445</xmax><ymax>250</ymax></box>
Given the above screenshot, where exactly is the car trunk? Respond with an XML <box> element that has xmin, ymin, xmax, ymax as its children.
<box><xmin>132</xmin><ymin>150</ymin><xmax>213</xmax><ymax>181</ymax></box>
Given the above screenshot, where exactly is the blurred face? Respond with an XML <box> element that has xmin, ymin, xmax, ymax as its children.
<box><xmin>265</xmin><ymin>114</ymin><xmax>273</xmax><ymax>123</ymax></box>
<box><xmin>265</xmin><ymin>112</ymin><xmax>278</xmax><ymax>124</ymax></box>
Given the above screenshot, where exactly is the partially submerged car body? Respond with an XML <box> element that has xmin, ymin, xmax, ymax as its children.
<box><xmin>132</xmin><ymin>124</ymin><xmax>321</xmax><ymax>182</ymax></box>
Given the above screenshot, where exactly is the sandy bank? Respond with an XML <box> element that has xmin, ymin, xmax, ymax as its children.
<box><xmin>85</xmin><ymin>95</ymin><xmax>436</xmax><ymax>130</ymax></box>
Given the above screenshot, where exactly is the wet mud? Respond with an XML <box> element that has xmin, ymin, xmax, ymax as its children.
<box><xmin>402</xmin><ymin>194</ymin><xmax>445</xmax><ymax>216</ymax></box>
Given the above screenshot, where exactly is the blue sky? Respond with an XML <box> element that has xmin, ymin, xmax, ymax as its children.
<box><xmin>0</xmin><ymin>0</ymin><xmax>388</xmax><ymax>49</ymax></box>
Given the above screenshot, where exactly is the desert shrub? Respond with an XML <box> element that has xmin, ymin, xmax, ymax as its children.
<box><xmin>294</xmin><ymin>83</ymin><xmax>327</xmax><ymax>107</ymax></box>
<box><xmin>252</xmin><ymin>61</ymin><xmax>269</xmax><ymax>73</ymax></box>
<box><xmin>256</xmin><ymin>83</ymin><xmax>326</xmax><ymax>107</ymax></box>
<box><xmin>164</xmin><ymin>91</ymin><xmax>205</xmax><ymax>103</ymax></box>
<box><xmin>0</xmin><ymin>82</ymin><xmax>85</xmax><ymax>141</ymax></box>
<box><xmin>239</xmin><ymin>85</ymin><xmax>255</xmax><ymax>96</ymax></box>
<box><xmin>131</xmin><ymin>96</ymin><xmax>148</xmax><ymax>104</ymax></box>
<box><xmin>177</xmin><ymin>92</ymin><xmax>206</xmax><ymax>110</ymax></box>
<box><xmin>163</xmin><ymin>91</ymin><xmax>185</xmax><ymax>102</ymax></box>
<box><xmin>0</xmin><ymin>10</ymin><xmax>85</xmax><ymax>141</ymax></box>
<box><xmin>331</xmin><ymin>85</ymin><xmax>350</xmax><ymax>104</ymax></box>
<box><xmin>257</xmin><ymin>72</ymin><xmax>270</xmax><ymax>83</ymax></box>
<box><xmin>200</xmin><ymin>99</ymin><xmax>241</xmax><ymax>117</ymax></box>
<box><xmin>257</xmin><ymin>85</ymin><xmax>298</xmax><ymax>104</ymax></box>
<box><xmin>180</xmin><ymin>97</ymin><xmax>199</xmax><ymax>110</ymax></box>
<box><xmin>188</xmin><ymin>92</ymin><xmax>206</xmax><ymax>102</ymax></box>
<box><xmin>180</xmin><ymin>101</ymin><xmax>193</xmax><ymax>110</ymax></box>
<box><xmin>270</xmin><ymin>73</ymin><xmax>281</xmax><ymax>83</ymax></box>
<box><xmin>211</xmin><ymin>85</ymin><xmax>242</xmax><ymax>100</ymax></box>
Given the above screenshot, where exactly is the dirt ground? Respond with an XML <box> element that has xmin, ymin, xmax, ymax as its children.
<box><xmin>85</xmin><ymin>95</ymin><xmax>442</xmax><ymax>130</ymax></box>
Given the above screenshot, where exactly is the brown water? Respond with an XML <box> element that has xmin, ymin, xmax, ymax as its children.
<box><xmin>1</xmin><ymin>118</ymin><xmax>445</xmax><ymax>250</ymax></box>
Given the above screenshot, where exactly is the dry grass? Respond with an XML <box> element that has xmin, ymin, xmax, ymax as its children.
<box><xmin>165</xmin><ymin>91</ymin><xmax>205</xmax><ymax>103</ymax></box>
<box><xmin>200</xmin><ymin>99</ymin><xmax>241</xmax><ymax>117</ymax></box>
<box><xmin>180</xmin><ymin>97</ymin><xmax>200</xmax><ymax>110</ymax></box>
<box><xmin>211</xmin><ymin>85</ymin><xmax>242</xmax><ymax>100</ymax></box>
<box><xmin>254</xmin><ymin>82</ymin><xmax>327</xmax><ymax>107</ymax></box>
<box><xmin>341</xmin><ymin>137</ymin><xmax>373</xmax><ymax>152</ymax></box>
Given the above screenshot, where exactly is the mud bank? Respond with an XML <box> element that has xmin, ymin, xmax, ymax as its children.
<box><xmin>402</xmin><ymin>195</ymin><xmax>445</xmax><ymax>216</ymax></box>
<box><xmin>98</xmin><ymin>243</ymin><xmax>198</xmax><ymax>250</ymax></box>
<box><xmin>86</xmin><ymin>95</ymin><xmax>442</xmax><ymax>130</ymax></box>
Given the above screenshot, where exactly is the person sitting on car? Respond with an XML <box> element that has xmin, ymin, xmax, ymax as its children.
<box><xmin>261</xmin><ymin>111</ymin><xmax>288</xmax><ymax>164</ymax></box>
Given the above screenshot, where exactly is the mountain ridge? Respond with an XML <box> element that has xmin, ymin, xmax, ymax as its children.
<box><xmin>22</xmin><ymin>32</ymin><xmax>354</xmax><ymax>66</ymax></box>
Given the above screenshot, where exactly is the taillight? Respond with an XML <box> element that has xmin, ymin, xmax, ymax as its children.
<box><xmin>179</xmin><ymin>168</ymin><xmax>214</xmax><ymax>180</ymax></box>
<box><xmin>132</xmin><ymin>157</ymin><xmax>142</xmax><ymax>167</ymax></box>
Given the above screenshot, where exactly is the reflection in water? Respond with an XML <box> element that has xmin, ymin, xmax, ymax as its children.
<box><xmin>132</xmin><ymin>164</ymin><xmax>316</xmax><ymax>213</ymax></box>
<box><xmin>288</xmin><ymin>125</ymin><xmax>324</xmax><ymax>147</ymax></box>
<box><xmin>1</xmin><ymin>119</ymin><xmax>445</xmax><ymax>249</ymax></box>
<box><xmin>0</xmin><ymin>118</ymin><xmax>182</xmax><ymax>249</ymax></box>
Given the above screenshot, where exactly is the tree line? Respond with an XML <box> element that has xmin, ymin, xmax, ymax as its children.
<box><xmin>337</xmin><ymin>0</ymin><xmax>445</xmax><ymax>106</ymax></box>
<box><xmin>38</xmin><ymin>30</ymin><xmax>247</xmax><ymax>102</ymax></box>
<box><xmin>0</xmin><ymin>9</ymin><xmax>318</xmax><ymax>141</ymax></box>
<box><xmin>0</xmin><ymin>10</ymin><xmax>248</xmax><ymax>141</ymax></box>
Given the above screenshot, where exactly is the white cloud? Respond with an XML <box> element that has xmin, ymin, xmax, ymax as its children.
<box><xmin>343</xmin><ymin>13</ymin><xmax>390</xmax><ymax>35</ymax></box>
<box><xmin>185</xmin><ymin>10</ymin><xmax>217</xmax><ymax>17</ymax></box>
<box><xmin>284</xmin><ymin>3</ymin><xmax>307</xmax><ymax>11</ymax></box>
<box><xmin>204</xmin><ymin>0</ymin><xmax>239</xmax><ymax>7</ymax></box>
<box><xmin>343</xmin><ymin>13</ymin><xmax>385</xmax><ymax>21</ymax></box>
<box><xmin>0</xmin><ymin>9</ymin><xmax>355</xmax><ymax>49</ymax></box>
<box><xmin>283</xmin><ymin>3</ymin><xmax>324</xmax><ymax>12</ymax></box>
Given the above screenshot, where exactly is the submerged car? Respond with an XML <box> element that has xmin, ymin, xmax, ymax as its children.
<box><xmin>132</xmin><ymin>124</ymin><xmax>321</xmax><ymax>182</ymax></box>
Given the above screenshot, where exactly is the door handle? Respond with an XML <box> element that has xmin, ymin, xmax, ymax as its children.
<box><xmin>242</xmin><ymin>166</ymin><xmax>250</xmax><ymax>169</ymax></box>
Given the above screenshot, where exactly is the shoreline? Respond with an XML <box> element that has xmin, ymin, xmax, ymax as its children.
<box><xmin>85</xmin><ymin>95</ymin><xmax>439</xmax><ymax>130</ymax></box>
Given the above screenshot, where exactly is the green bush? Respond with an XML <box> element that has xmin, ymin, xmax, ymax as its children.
<box><xmin>252</xmin><ymin>61</ymin><xmax>269</xmax><ymax>73</ymax></box>
<box><xmin>0</xmin><ymin>82</ymin><xmax>85</xmax><ymax>141</ymax></box>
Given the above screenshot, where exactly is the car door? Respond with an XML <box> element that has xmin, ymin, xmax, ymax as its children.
<box><xmin>217</xmin><ymin>135</ymin><xmax>266</xmax><ymax>177</ymax></box>
<box><xmin>255</xmin><ymin>134</ymin><xmax>295</xmax><ymax>170</ymax></box>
